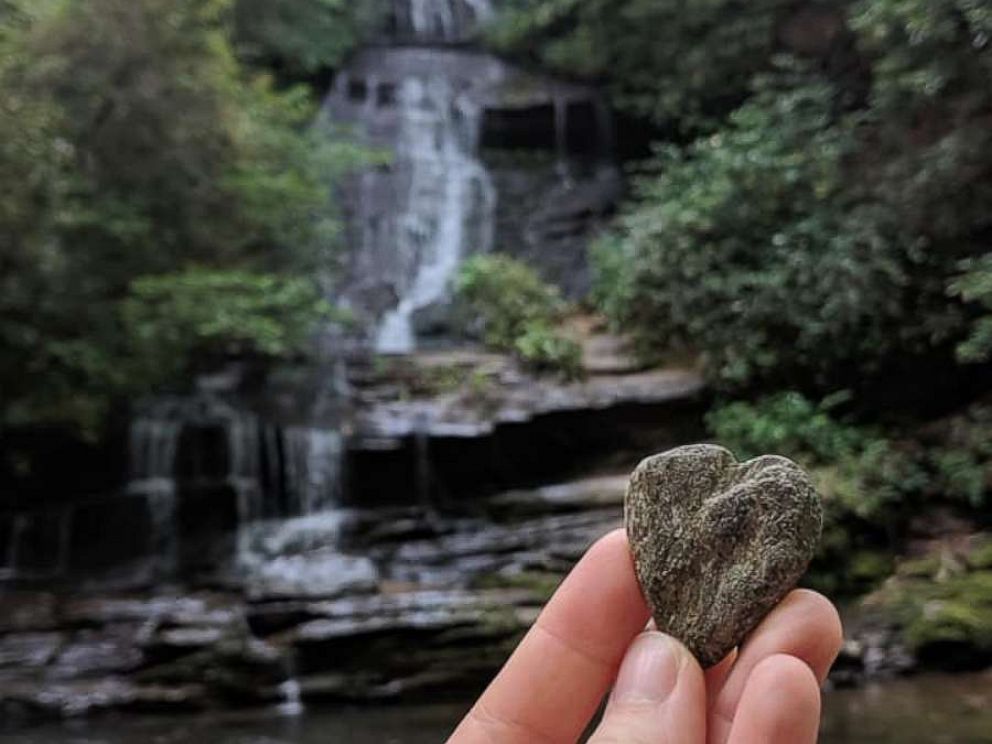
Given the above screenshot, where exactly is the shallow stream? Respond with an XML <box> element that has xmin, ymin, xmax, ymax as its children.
<box><xmin>3</xmin><ymin>673</ymin><xmax>989</xmax><ymax>744</ymax></box>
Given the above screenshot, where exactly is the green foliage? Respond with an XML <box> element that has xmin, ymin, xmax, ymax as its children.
<box><xmin>0</xmin><ymin>0</ymin><xmax>362</xmax><ymax>435</ymax></box>
<box><xmin>232</xmin><ymin>0</ymin><xmax>378</xmax><ymax>77</ymax></box>
<box><xmin>924</xmin><ymin>402</ymin><xmax>992</xmax><ymax>507</ymax></box>
<box><xmin>950</xmin><ymin>255</ymin><xmax>992</xmax><ymax>363</ymax></box>
<box><xmin>455</xmin><ymin>255</ymin><xmax>566</xmax><ymax>348</ymax></box>
<box><xmin>711</xmin><ymin>391</ymin><xmax>992</xmax><ymax>510</ymax></box>
<box><xmin>122</xmin><ymin>269</ymin><xmax>333</xmax><ymax>386</ymax></box>
<box><xmin>850</xmin><ymin>0</ymin><xmax>992</xmax><ymax>117</ymax></box>
<box><xmin>454</xmin><ymin>255</ymin><xmax>583</xmax><ymax>378</ymax></box>
<box><xmin>593</xmin><ymin>56</ymin><xmax>988</xmax><ymax>389</ymax></box>
<box><xmin>904</xmin><ymin>571</ymin><xmax>992</xmax><ymax>657</ymax></box>
<box><xmin>876</xmin><ymin>550</ymin><xmax>992</xmax><ymax>664</ymax></box>
<box><xmin>513</xmin><ymin>323</ymin><xmax>583</xmax><ymax>379</ymax></box>
<box><xmin>708</xmin><ymin>392</ymin><xmax>924</xmax><ymax>520</ymax></box>
<box><xmin>488</xmin><ymin>0</ymin><xmax>793</xmax><ymax>131</ymax></box>
<box><xmin>707</xmin><ymin>392</ymin><xmax>865</xmax><ymax>464</ymax></box>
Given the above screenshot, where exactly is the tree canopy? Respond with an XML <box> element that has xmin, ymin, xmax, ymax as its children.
<box><xmin>494</xmin><ymin>0</ymin><xmax>992</xmax><ymax>393</ymax></box>
<box><xmin>0</xmin><ymin>0</ymin><xmax>367</xmax><ymax>435</ymax></box>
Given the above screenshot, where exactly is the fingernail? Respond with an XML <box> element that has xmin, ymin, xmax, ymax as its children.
<box><xmin>612</xmin><ymin>632</ymin><xmax>681</xmax><ymax>704</ymax></box>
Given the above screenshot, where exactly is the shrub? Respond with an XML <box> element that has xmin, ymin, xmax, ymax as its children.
<box><xmin>924</xmin><ymin>402</ymin><xmax>992</xmax><ymax>507</ymax></box>
<box><xmin>514</xmin><ymin>323</ymin><xmax>583</xmax><ymax>379</ymax></box>
<box><xmin>707</xmin><ymin>391</ymin><xmax>924</xmax><ymax>520</ymax></box>
<box><xmin>122</xmin><ymin>268</ymin><xmax>334</xmax><ymax>385</ymax></box>
<box><xmin>454</xmin><ymin>255</ymin><xmax>566</xmax><ymax>348</ymax></box>
<box><xmin>592</xmin><ymin>71</ymin><xmax>970</xmax><ymax>392</ymax></box>
<box><xmin>454</xmin><ymin>255</ymin><xmax>582</xmax><ymax>378</ymax></box>
<box><xmin>873</xmin><ymin>551</ymin><xmax>992</xmax><ymax>670</ymax></box>
<box><xmin>950</xmin><ymin>255</ymin><xmax>992</xmax><ymax>364</ymax></box>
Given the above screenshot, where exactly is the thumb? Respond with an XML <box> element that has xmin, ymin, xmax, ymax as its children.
<box><xmin>588</xmin><ymin>631</ymin><xmax>706</xmax><ymax>744</ymax></box>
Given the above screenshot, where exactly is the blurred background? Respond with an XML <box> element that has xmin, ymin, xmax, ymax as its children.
<box><xmin>1</xmin><ymin>0</ymin><xmax>991</xmax><ymax>741</ymax></box>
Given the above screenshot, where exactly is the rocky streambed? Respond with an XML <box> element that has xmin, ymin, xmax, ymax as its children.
<box><xmin>0</xmin><ymin>474</ymin><xmax>625</xmax><ymax>723</ymax></box>
<box><xmin>1</xmin><ymin>351</ymin><xmax>986</xmax><ymax>726</ymax></box>
<box><xmin>0</xmin><ymin>470</ymin><xmax>963</xmax><ymax>726</ymax></box>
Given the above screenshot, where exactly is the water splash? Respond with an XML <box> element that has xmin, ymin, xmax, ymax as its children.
<box><xmin>392</xmin><ymin>0</ymin><xmax>494</xmax><ymax>42</ymax></box>
<box><xmin>373</xmin><ymin>74</ymin><xmax>496</xmax><ymax>354</ymax></box>
<box><xmin>127</xmin><ymin>414</ymin><xmax>181</xmax><ymax>495</ymax></box>
<box><xmin>283</xmin><ymin>426</ymin><xmax>344</xmax><ymax>515</ymax></box>
<box><xmin>277</xmin><ymin>678</ymin><xmax>304</xmax><ymax>716</ymax></box>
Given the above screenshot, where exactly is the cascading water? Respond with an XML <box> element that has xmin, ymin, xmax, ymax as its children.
<box><xmin>329</xmin><ymin>1</ymin><xmax>501</xmax><ymax>354</ymax></box>
<box><xmin>389</xmin><ymin>0</ymin><xmax>494</xmax><ymax>42</ymax></box>
<box><xmin>373</xmin><ymin>76</ymin><xmax>496</xmax><ymax>353</ymax></box>
<box><xmin>127</xmin><ymin>401</ymin><xmax>185</xmax><ymax>572</ymax></box>
<box><xmin>128</xmin><ymin>413</ymin><xmax>181</xmax><ymax>496</ymax></box>
<box><xmin>283</xmin><ymin>426</ymin><xmax>344</xmax><ymax>515</ymax></box>
<box><xmin>125</xmin><ymin>387</ymin><xmax>349</xmax><ymax>581</ymax></box>
<box><xmin>111</xmin><ymin>0</ymin><xmax>617</xmax><ymax>585</ymax></box>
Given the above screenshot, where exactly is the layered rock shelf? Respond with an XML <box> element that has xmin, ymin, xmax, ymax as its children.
<box><xmin>0</xmin><ymin>474</ymin><xmax>626</xmax><ymax>721</ymax></box>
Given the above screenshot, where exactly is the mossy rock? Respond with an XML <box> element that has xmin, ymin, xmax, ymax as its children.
<box><xmin>882</xmin><ymin>569</ymin><xmax>992</xmax><ymax>671</ymax></box>
<box><xmin>897</xmin><ymin>555</ymin><xmax>942</xmax><ymax>579</ymax></box>
<box><xmin>472</xmin><ymin>570</ymin><xmax>563</xmax><ymax>602</ymax></box>
<box><xmin>968</xmin><ymin>535</ymin><xmax>992</xmax><ymax>570</ymax></box>
<box><xmin>849</xmin><ymin>550</ymin><xmax>895</xmax><ymax>584</ymax></box>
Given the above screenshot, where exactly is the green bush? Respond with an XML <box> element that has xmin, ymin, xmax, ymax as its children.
<box><xmin>454</xmin><ymin>255</ymin><xmax>583</xmax><ymax>378</ymax></box>
<box><xmin>950</xmin><ymin>255</ymin><xmax>992</xmax><ymax>363</ymax></box>
<box><xmin>513</xmin><ymin>323</ymin><xmax>583</xmax><ymax>379</ymax></box>
<box><xmin>0</xmin><ymin>0</ymin><xmax>368</xmax><ymax>435</ymax></box>
<box><xmin>487</xmin><ymin>0</ymin><xmax>792</xmax><ymax>132</ymax></box>
<box><xmin>706</xmin><ymin>392</ymin><xmax>864</xmax><ymax>464</ymax></box>
<box><xmin>232</xmin><ymin>0</ymin><xmax>378</xmax><ymax>77</ymax></box>
<box><xmin>122</xmin><ymin>268</ymin><xmax>334</xmax><ymax>386</ymax></box>
<box><xmin>592</xmin><ymin>70</ymin><xmax>971</xmax><ymax>391</ymax></box>
<box><xmin>708</xmin><ymin>392</ymin><xmax>924</xmax><ymax>520</ymax></box>
<box><xmin>924</xmin><ymin>402</ymin><xmax>992</xmax><ymax>507</ymax></box>
<box><xmin>455</xmin><ymin>255</ymin><xmax>566</xmax><ymax>348</ymax></box>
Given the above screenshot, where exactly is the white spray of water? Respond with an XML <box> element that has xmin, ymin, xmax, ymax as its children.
<box><xmin>375</xmin><ymin>75</ymin><xmax>496</xmax><ymax>354</ymax></box>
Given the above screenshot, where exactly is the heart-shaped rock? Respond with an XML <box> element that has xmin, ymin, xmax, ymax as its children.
<box><xmin>625</xmin><ymin>444</ymin><xmax>823</xmax><ymax>667</ymax></box>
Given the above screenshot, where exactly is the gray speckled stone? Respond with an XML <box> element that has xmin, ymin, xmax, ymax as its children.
<box><xmin>624</xmin><ymin>444</ymin><xmax>823</xmax><ymax>667</ymax></box>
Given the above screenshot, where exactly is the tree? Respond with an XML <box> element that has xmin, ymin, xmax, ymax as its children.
<box><xmin>0</xmin><ymin>0</ymin><xmax>363</xmax><ymax>436</ymax></box>
<box><xmin>232</xmin><ymin>0</ymin><xmax>380</xmax><ymax>78</ymax></box>
<box><xmin>583</xmin><ymin>0</ymin><xmax>992</xmax><ymax>392</ymax></box>
<box><xmin>488</xmin><ymin>0</ymin><xmax>800</xmax><ymax>132</ymax></box>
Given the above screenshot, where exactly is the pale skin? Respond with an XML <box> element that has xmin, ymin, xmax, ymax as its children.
<box><xmin>449</xmin><ymin>529</ymin><xmax>843</xmax><ymax>744</ymax></box>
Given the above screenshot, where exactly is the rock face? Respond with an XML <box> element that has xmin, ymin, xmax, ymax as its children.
<box><xmin>625</xmin><ymin>444</ymin><xmax>823</xmax><ymax>667</ymax></box>
<box><xmin>327</xmin><ymin>4</ymin><xmax>619</xmax><ymax>352</ymax></box>
<box><xmin>0</xmin><ymin>482</ymin><xmax>624</xmax><ymax>720</ymax></box>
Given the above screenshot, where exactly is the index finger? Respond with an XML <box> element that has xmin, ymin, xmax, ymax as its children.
<box><xmin>448</xmin><ymin>529</ymin><xmax>650</xmax><ymax>744</ymax></box>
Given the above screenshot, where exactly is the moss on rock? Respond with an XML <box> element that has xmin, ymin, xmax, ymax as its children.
<box><xmin>866</xmin><ymin>536</ymin><xmax>992</xmax><ymax>671</ymax></box>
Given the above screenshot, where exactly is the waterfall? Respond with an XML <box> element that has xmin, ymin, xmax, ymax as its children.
<box><xmin>127</xmin><ymin>403</ymin><xmax>184</xmax><ymax>574</ymax></box>
<box><xmin>127</xmin><ymin>389</ymin><xmax>348</xmax><ymax>580</ymax></box>
<box><xmin>283</xmin><ymin>426</ymin><xmax>344</xmax><ymax>515</ymax></box>
<box><xmin>374</xmin><ymin>74</ymin><xmax>496</xmax><ymax>353</ymax></box>
<box><xmin>128</xmin><ymin>414</ymin><xmax>181</xmax><ymax>494</ymax></box>
<box><xmin>391</xmin><ymin>0</ymin><xmax>494</xmax><ymax>42</ymax></box>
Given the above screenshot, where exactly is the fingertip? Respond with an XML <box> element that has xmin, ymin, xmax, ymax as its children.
<box><xmin>751</xmin><ymin>654</ymin><xmax>821</xmax><ymax>714</ymax></box>
<box><xmin>589</xmin><ymin>527</ymin><xmax>632</xmax><ymax>561</ymax></box>
<box><xmin>709</xmin><ymin>589</ymin><xmax>841</xmax><ymax>744</ymax></box>
<box><xmin>591</xmin><ymin>631</ymin><xmax>706</xmax><ymax>744</ymax></box>
<box><xmin>776</xmin><ymin>589</ymin><xmax>844</xmax><ymax>680</ymax></box>
<box><xmin>704</xmin><ymin>648</ymin><xmax>737</xmax><ymax>699</ymax></box>
<box><xmin>727</xmin><ymin>654</ymin><xmax>821</xmax><ymax>744</ymax></box>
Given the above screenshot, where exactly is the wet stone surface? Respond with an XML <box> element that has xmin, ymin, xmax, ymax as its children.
<box><xmin>625</xmin><ymin>444</ymin><xmax>823</xmax><ymax>667</ymax></box>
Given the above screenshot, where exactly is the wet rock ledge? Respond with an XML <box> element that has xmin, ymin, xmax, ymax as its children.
<box><xmin>0</xmin><ymin>475</ymin><xmax>627</xmax><ymax>723</ymax></box>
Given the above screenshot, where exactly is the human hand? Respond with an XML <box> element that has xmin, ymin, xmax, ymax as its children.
<box><xmin>448</xmin><ymin>529</ymin><xmax>842</xmax><ymax>744</ymax></box>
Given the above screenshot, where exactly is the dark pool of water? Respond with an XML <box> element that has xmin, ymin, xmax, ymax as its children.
<box><xmin>2</xmin><ymin>674</ymin><xmax>990</xmax><ymax>743</ymax></box>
